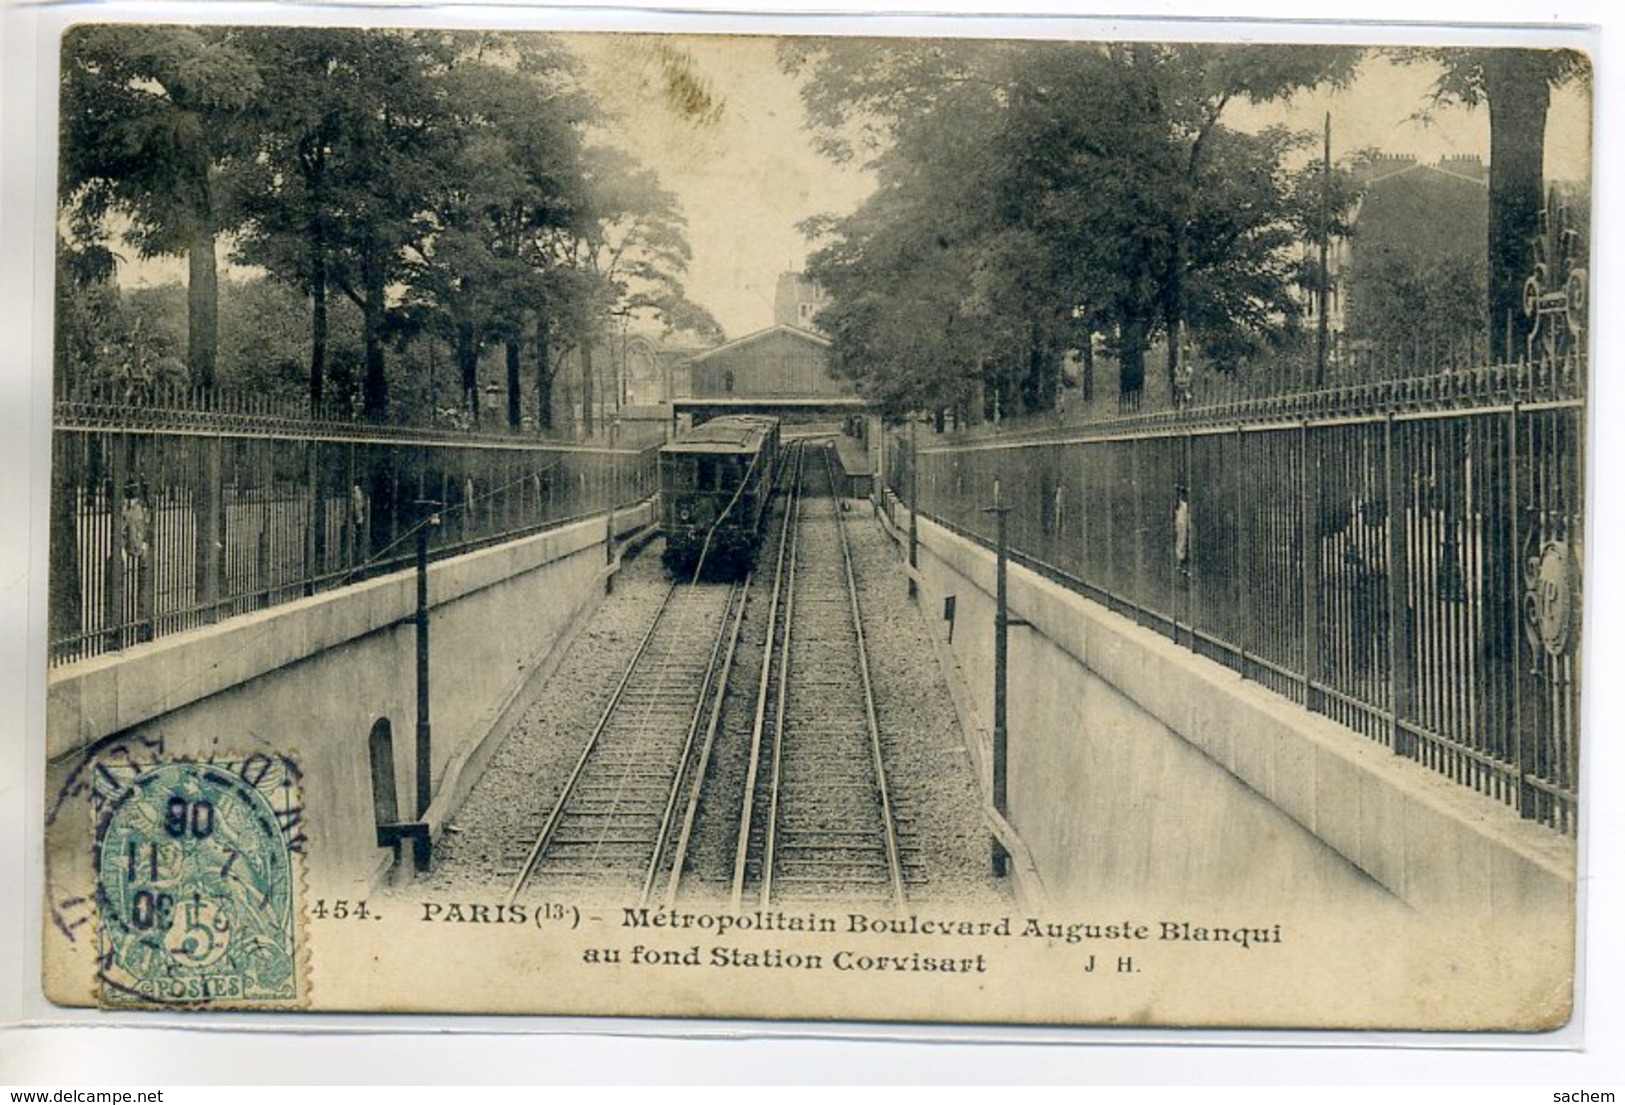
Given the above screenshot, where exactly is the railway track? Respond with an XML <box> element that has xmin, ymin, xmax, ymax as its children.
<box><xmin>505</xmin><ymin>576</ymin><xmax>744</xmax><ymax>903</ymax></box>
<box><xmin>732</xmin><ymin>441</ymin><xmax>907</xmax><ymax>912</ymax></box>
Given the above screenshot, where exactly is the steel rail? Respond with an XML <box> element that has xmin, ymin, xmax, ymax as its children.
<box><xmin>666</xmin><ymin>440</ymin><xmax>804</xmax><ymax>907</ymax></box>
<box><xmin>729</xmin><ymin>443</ymin><xmax>803</xmax><ymax>912</ymax></box>
<box><xmin>823</xmin><ymin>445</ymin><xmax>908</xmax><ymax>912</ymax></box>
<box><xmin>758</xmin><ymin>446</ymin><xmax>807</xmax><ymax>911</ymax></box>
<box><xmin>643</xmin><ymin>576</ymin><xmax>749</xmax><ymax>905</ymax></box>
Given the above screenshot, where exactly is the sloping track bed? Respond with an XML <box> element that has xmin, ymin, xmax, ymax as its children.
<box><xmin>504</xmin><ymin>576</ymin><xmax>744</xmax><ymax>904</ymax></box>
<box><xmin>415</xmin><ymin>437</ymin><xmax>1005</xmax><ymax>913</ymax></box>
<box><xmin>726</xmin><ymin>443</ymin><xmax>909</xmax><ymax>913</ymax></box>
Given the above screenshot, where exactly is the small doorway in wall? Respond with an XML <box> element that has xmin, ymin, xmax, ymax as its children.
<box><xmin>368</xmin><ymin>717</ymin><xmax>400</xmax><ymax>843</ymax></box>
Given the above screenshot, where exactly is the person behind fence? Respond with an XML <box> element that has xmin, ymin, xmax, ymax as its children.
<box><xmin>1173</xmin><ymin>486</ymin><xmax>1191</xmax><ymax>578</ymax></box>
<box><xmin>1338</xmin><ymin>497</ymin><xmax>1390</xmax><ymax>687</ymax></box>
<box><xmin>350</xmin><ymin>482</ymin><xmax>368</xmax><ymax>562</ymax></box>
<box><xmin>120</xmin><ymin>480</ymin><xmax>150</xmax><ymax>562</ymax></box>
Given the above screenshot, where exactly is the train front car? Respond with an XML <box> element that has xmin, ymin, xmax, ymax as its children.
<box><xmin>659</xmin><ymin>415</ymin><xmax>780</xmax><ymax>580</ymax></box>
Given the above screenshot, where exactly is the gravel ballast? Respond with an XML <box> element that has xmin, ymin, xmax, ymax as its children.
<box><xmin>405</xmin><ymin>491</ymin><xmax>1010</xmax><ymax>912</ymax></box>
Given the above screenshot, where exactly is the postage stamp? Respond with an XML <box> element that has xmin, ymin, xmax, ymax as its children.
<box><xmin>92</xmin><ymin>756</ymin><xmax>304</xmax><ymax>1008</ymax></box>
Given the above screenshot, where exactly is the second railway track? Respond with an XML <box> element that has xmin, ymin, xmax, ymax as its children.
<box><xmin>505</xmin><ymin>576</ymin><xmax>743</xmax><ymax>904</ymax></box>
<box><xmin>733</xmin><ymin>442</ymin><xmax>908</xmax><ymax>913</ymax></box>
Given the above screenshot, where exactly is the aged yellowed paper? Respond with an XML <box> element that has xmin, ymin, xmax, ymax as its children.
<box><xmin>42</xmin><ymin>24</ymin><xmax>1587</xmax><ymax>1028</ymax></box>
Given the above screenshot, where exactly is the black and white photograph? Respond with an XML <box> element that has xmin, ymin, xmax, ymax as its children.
<box><xmin>34</xmin><ymin>17</ymin><xmax>1592</xmax><ymax>1030</ymax></box>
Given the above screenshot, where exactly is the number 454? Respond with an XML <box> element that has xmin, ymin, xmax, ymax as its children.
<box><xmin>310</xmin><ymin>899</ymin><xmax>372</xmax><ymax>920</ymax></box>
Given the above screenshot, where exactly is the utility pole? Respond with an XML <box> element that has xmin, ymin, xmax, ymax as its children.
<box><xmin>414</xmin><ymin>500</ymin><xmax>441</xmax><ymax>820</ymax></box>
<box><xmin>607</xmin><ymin>419</ymin><xmax>619</xmax><ymax>592</ymax></box>
<box><xmin>412</xmin><ymin>499</ymin><xmax>442</xmax><ymax>872</ymax></box>
<box><xmin>1316</xmin><ymin>111</ymin><xmax>1332</xmax><ymax>387</ymax></box>
<box><xmin>984</xmin><ymin>477</ymin><xmax>1025</xmax><ymax>878</ymax></box>
<box><xmin>908</xmin><ymin>417</ymin><xmax>919</xmax><ymax>599</ymax></box>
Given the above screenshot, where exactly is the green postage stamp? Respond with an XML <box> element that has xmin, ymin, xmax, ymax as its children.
<box><xmin>93</xmin><ymin>759</ymin><xmax>302</xmax><ymax>1007</ymax></box>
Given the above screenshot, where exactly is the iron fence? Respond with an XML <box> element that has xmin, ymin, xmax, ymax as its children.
<box><xmin>889</xmin><ymin>362</ymin><xmax>1584</xmax><ymax>834</ymax></box>
<box><xmin>50</xmin><ymin>404</ymin><xmax>659</xmax><ymax>668</ymax></box>
<box><xmin>55</xmin><ymin>378</ymin><xmax>656</xmax><ymax>445</ymax></box>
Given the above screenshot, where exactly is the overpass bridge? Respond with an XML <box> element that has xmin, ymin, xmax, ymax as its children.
<box><xmin>671</xmin><ymin>395</ymin><xmax>872</xmax><ymax>429</ymax></box>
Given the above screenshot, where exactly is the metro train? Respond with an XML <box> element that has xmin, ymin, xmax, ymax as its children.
<box><xmin>658</xmin><ymin>414</ymin><xmax>782</xmax><ymax>579</ymax></box>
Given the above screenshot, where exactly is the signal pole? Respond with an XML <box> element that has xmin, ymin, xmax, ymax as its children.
<box><xmin>1316</xmin><ymin>111</ymin><xmax>1332</xmax><ymax>386</ymax></box>
<box><xmin>908</xmin><ymin>417</ymin><xmax>919</xmax><ymax>598</ymax></box>
<box><xmin>984</xmin><ymin>477</ymin><xmax>1023</xmax><ymax>877</ymax></box>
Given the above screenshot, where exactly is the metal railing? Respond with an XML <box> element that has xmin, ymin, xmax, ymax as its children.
<box><xmin>55</xmin><ymin>379</ymin><xmax>669</xmax><ymax>446</ymax></box>
<box><xmin>889</xmin><ymin>361</ymin><xmax>1584</xmax><ymax>834</ymax></box>
<box><xmin>49</xmin><ymin>401</ymin><xmax>659</xmax><ymax>668</ymax></box>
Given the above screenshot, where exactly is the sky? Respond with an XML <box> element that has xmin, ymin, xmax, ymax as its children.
<box><xmin>115</xmin><ymin>35</ymin><xmax>1592</xmax><ymax>344</ymax></box>
<box><xmin>568</xmin><ymin>33</ymin><xmax>877</xmax><ymax>339</ymax></box>
<box><xmin>1227</xmin><ymin>51</ymin><xmax>1592</xmax><ymax>180</ymax></box>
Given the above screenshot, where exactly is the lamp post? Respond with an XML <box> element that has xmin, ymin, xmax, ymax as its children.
<box><xmin>908</xmin><ymin>417</ymin><xmax>919</xmax><ymax>598</ymax></box>
<box><xmin>984</xmin><ymin>476</ymin><xmax>1023</xmax><ymax>877</ymax></box>
<box><xmin>373</xmin><ymin>498</ymin><xmax>441</xmax><ymax>876</ymax></box>
<box><xmin>414</xmin><ymin>500</ymin><xmax>442</xmax><ymax>833</ymax></box>
<box><xmin>1316</xmin><ymin>111</ymin><xmax>1332</xmax><ymax>386</ymax></box>
<box><xmin>607</xmin><ymin>418</ymin><xmax>620</xmax><ymax>592</ymax></box>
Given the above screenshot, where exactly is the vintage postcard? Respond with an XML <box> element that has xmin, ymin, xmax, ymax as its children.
<box><xmin>39</xmin><ymin>19</ymin><xmax>1589</xmax><ymax>1029</ymax></box>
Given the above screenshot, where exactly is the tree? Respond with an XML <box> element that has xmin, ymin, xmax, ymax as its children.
<box><xmin>789</xmin><ymin>40</ymin><xmax>1355</xmax><ymax>413</ymax></box>
<box><xmin>780</xmin><ymin>37</ymin><xmax>1011</xmax><ymax>166</ymax></box>
<box><xmin>529</xmin><ymin>265</ymin><xmax>599</xmax><ymax>433</ymax></box>
<box><xmin>988</xmin><ymin>42</ymin><xmax>1172</xmax><ymax>402</ymax></box>
<box><xmin>561</xmin><ymin>146</ymin><xmax>717</xmax><ymax>436</ymax></box>
<box><xmin>807</xmin><ymin>201</ymin><xmax>999</xmax><ymax>423</ymax></box>
<box><xmin>1404</xmin><ymin>48</ymin><xmax>1589</xmax><ymax>364</ymax></box>
<box><xmin>995</xmin><ymin>43</ymin><xmax>1358</xmax><ymax>399</ymax></box>
<box><xmin>792</xmin><ymin>39</ymin><xmax>1069</xmax><ymax>418</ymax></box>
<box><xmin>53</xmin><ymin>234</ymin><xmax>121</xmax><ymax>393</ymax></box>
<box><xmin>400</xmin><ymin>35</ymin><xmax>594</xmax><ymax>429</ymax></box>
<box><xmin>217</xmin><ymin>275</ymin><xmax>363</xmax><ymax>400</ymax></box>
<box><xmin>233</xmin><ymin>29</ymin><xmax>461</xmax><ymax>418</ymax></box>
<box><xmin>60</xmin><ymin>25</ymin><xmax>261</xmax><ymax>388</ymax></box>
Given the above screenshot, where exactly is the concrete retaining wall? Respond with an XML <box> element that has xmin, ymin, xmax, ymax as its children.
<box><xmin>47</xmin><ymin>505</ymin><xmax>651</xmax><ymax>893</ymax></box>
<box><xmin>883</xmin><ymin>496</ymin><xmax>1574</xmax><ymax>918</ymax></box>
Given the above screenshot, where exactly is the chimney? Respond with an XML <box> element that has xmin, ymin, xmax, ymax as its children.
<box><xmin>1439</xmin><ymin>153</ymin><xmax>1487</xmax><ymax>180</ymax></box>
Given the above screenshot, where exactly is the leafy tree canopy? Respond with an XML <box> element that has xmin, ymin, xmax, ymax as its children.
<box><xmin>789</xmin><ymin>39</ymin><xmax>1358</xmax><ymax>417</ymax></box>
<box><xmin>60</xmin><ymin>26</ymin><xmax>712</xmax><ymax>437</ymax></box>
